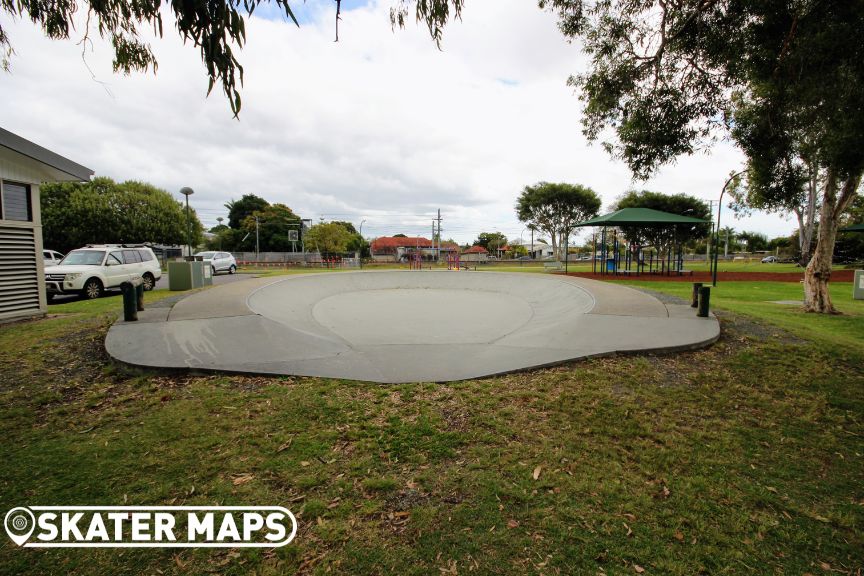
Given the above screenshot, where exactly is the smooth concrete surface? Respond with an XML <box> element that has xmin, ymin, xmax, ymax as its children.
<box><xmin>106</xmin><ymin>271</ymin><xmax>720</xmax><ymax>383</ymax></box>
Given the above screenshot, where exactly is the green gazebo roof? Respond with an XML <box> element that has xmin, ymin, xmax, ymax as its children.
<box><xmin>841</xmin><ymin>222</ymin><xmax>864</xmax><ymax>232</ymax></box>
<box><xmin>574</xmin><ymin>207</ymin><xmax>711</xmax><ymax>227</ymax></box>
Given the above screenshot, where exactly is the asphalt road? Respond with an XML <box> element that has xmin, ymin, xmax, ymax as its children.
<box><xmin>47</xmin><ymin>272</ymin><xmax>255</xmax><ymax>305</ymax></box>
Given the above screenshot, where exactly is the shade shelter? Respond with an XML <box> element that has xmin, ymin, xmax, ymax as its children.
<box><xmin>841</xmin><ymin>223</ymin><xmax>864</xmax><ymax>232</ymax></box>
<box><xmin>574</xmin><ymin>207</ymin><xmax>711</xmax><ymax>276</ymax></box>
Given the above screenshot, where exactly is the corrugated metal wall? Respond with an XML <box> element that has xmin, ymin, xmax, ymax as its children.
<box><xmin>0</xmin><ymin>225</ymin><xmax>40</xmax><ymax>318</ymax></box>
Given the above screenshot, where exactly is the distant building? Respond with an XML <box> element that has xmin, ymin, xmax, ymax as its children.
<box><xmin>510</xmin><ymin>240</ymin><xmax>554</xmax><ymax>259</ymax></box>
<box><xmin>370</xmin><ymin>236</ymin><xmax>459</xmax><ymax>262</ymax></box>
<box><xmin>461</xmin><ymin>245</ymin><xmax>489</xmax><ymax>262</ymax></box>
<box><xmin>0</xmin><ymin>128</ymin><xmax>93</xmax><ymax>322</ymax></box>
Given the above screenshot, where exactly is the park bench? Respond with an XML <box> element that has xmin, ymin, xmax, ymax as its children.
<box><xmin>544</xmin><ymin>261</ymin><xmax>563</xmax><ymax>271</ymax></box>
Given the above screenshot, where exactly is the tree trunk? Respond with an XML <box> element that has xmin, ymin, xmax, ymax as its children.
<box><xmin>795</xmin><ymin>164</ymin><xmax>819</xmax><ymax>266</ymax></box>
<box><xmin>803</xmin><ymin>171</ymin><xmax>860</xmax><ymax>313</ymax></box>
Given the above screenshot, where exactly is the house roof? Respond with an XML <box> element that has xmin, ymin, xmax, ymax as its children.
<box><xmin>463</xmin><ymin>245</ymin><xmax>488</xmax><ymax>254</ymax></box>
<box><xmin>0</xmin><ymin>127</ymin><xmax>94</xmax><ymax>182</ymax></box>
<box><xmin>574</xmin><ymin>207</ymin><xmax>710</xmax><ymax>227</ymax></box>
<box><xmin>370</xmin><ymin>237</ymin><xmax>460</xmax><ymax>252</ymax></box>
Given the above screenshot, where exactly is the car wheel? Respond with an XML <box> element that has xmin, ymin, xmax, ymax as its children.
<box><xmin>81</xmin><ymin>278</ymin><xmax>103</xmax><ymax>300</ymax></box>
<box><xmin>211</xmin><ymin>266</ymin><xmax>217</xmax><ymax>276</ymax></box>
<box><xmin>229</xmin><ymin>265</ymin><xmax>236</xmax><ymax>274</ymax></box>
<box><xmin>142</xmin><ymin>272</ymin><xmax>155</xmax><ymax>291</ymax></box>
<box><xmin>46</xmin><ymin>293</ymin><xmax>54</xmax><ymax>303</ymax></box>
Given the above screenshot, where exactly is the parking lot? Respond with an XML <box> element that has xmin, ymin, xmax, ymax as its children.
<box><xmin>47</xmin><ymin>271</ymin><xmax>254</xmax><ymax>305</ymax></box>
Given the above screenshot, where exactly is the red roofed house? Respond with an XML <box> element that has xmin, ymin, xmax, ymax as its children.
<box><xmin>461</xmin><ymin>244</ymin><xmax>489</xmax><ymax>263</ymax></box>
<box><xmin>369</xmin><ymin>236</ymin><xmax>459</xmax><ymax>262</ymax></box>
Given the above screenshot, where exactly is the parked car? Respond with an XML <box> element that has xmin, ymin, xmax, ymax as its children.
<box><xmin>195</xmin><ymin>251</ymin><xmax>237</xmax><ymax>275</ymax></box>
<box><xmin>42</xmin><ymin>250</ymin><xmax>64</xmax><ymax>266</ymax></box>
<box><xmin>44</xmin><ymin>244</ymin><xmax>162</xmax><ymax>300</ymax></box>
<box><xmin>761</xmin><ymin>255</ymin><xmax>778</xmax><ymax>263</ymax></box>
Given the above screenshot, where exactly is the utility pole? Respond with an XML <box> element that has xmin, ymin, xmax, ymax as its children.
<box><xmin>358</xmin><ymin>220</ymin><xmax>366</xmax><ymax>269</ymax></box>
<box><xmin>432</xmin><ymin>220</ymin><xmax>436</xmax><ymax>262</ymax></box>
<box><xmin>436</xmin><ymin>209</ymin><xmax>442</xmax><ymax>262</ymax></box>
<box><xmin>255</xmin><ymin>216</ymin><xmax>260</xmax><ymax>262</ymax></box>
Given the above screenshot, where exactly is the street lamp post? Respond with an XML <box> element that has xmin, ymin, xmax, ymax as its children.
<box><xmin>712</xmin><ymin>170</ymin><xmax>746</xmax><ymax>287</ymax></box>
<box><xmin>216</xmin><ymin>217</ymin><xmax>224</xmax><ymax>250</ymax></box>
<box><xmin>180</xmin><ymin>187</ymin><xmax>194</xmax><ymax>258</ymax></box>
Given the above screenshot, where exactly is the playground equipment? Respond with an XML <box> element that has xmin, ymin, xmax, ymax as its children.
<box><xmin>575</xmin><ymin>207</ymin><xmax>710</xmax><ymax>277</ymax></box>
<box><xmin>447</xmin><ymin>253</ymin><xmax>461</xmax><ymax>270</ymax></box>
<box><xmin>408</xmin><ymin>251</ymin><xmax>423</xmax><ymax>270</ymax></box>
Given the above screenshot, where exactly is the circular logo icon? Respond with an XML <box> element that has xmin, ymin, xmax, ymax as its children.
<box><xmin>4</xmin><ymin>507</ymin><xmax>35</xmax><ymax>546</ymax></box>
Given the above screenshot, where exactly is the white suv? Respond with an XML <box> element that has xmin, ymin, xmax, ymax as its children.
<box><xmin>44</xmin><ymin>245</ymin><xmax>162</xmax><ymax>300</ymax></box>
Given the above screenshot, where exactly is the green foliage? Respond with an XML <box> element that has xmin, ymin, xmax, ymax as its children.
<box><xmin>226</xmin><ymin>194</ymin><xmax>269</xmax><ymax>229</ymax></box>
<box><xmin>2</xmin><ymin>0</ymin><xmax>467</xmax><ymax>114</ymax></box>
<box><xmin>540</xmin><ymin>1</ymin><xmax>864</xmax><ymax>182</ymax></box>
<box><xmin>473</xmin><ymin>231</ymin><xmax>507</xmax><ymax>252</ymax></box>
<box><xmin>40</xmin><ymin>177</ymin><xmax>203</xmax><ymax>253</ymax></box>
<box><xmin>304</xmin><ymin>222</ymin><xmax>355</xmax><ymax>255</ymax></box>
<box><xmin>240</xmin><ymin>203</ymin><xmax>301</xmax><ymax>252</ymax></box>
<box><xmin>516</xmin><ymin>182</ymin><xmax>601</xmax><ymax>259</ymax></box>
<box><xmin>736</xmin><ymin>231</ymin><xmax>769</xmax><ymax>252</ymax></box>
<box><xmin>614</xmin><ymin>190</ymin><xmax>711</xmax><ymax>247</ymax></box>
<box><xmin>611</xmin><ymin>190</ymin><xmax>710</xmax><ymax>257</ymax></box>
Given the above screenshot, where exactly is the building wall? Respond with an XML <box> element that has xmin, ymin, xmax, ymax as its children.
<box><xmin>0</xmin><ymin>148</ymin><xmax>49</xmax><ymax>322</ymax></box>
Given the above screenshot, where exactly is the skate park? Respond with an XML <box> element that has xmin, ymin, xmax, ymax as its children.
<box><xmin>105</xmin><ymin>270</ymin><xmax>720</xmax><ymax>383</ymax></box>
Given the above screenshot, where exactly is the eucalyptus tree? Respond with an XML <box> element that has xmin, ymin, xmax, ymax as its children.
<box><xmin>516</xmin><ymin>182</ymin><xmax>601</xmax><ymax>261</ymax></box>
<box><xmin>533</xmin><ymin>0</ymin><xmax>864</xmax><ymax>313</ymax></box>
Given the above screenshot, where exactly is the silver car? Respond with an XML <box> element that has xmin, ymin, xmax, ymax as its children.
<box><xmin>195</xmin><ymin>251</ymin><xmax>237</xmax><ymax>275</ymax></box>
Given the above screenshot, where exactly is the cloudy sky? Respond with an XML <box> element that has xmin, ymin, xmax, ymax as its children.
<box><xmin>1</xmin><ymin>0</ymin><xmax>796</xmax><ymax>244</ymax></box>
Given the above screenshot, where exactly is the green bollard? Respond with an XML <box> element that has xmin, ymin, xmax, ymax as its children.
<box><xmin>691</xmin><ymin>282</ymin><xmax>703</xmax><ymax>308</ymax></box>
<box><xmin>121</xmin><ymin>282</ymin><xmax>138</xmax><ymax>321</ymax></box>
<box><xmin>697</xmin><ymin>286</ymin><xmax>711</xmax><ymax>317</ymax></box>
<box><xmin>136</xmin><ymin>282</ymin><xmax>145</xmax><ymax>311</ymax></box>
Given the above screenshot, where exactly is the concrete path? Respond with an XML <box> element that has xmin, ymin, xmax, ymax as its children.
<box><xmin>106</xmin><ymin>270</ymin><xmax>720</xmax><ymax>383</ymax></box>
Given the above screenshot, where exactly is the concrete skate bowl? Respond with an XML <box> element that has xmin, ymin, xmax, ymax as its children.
<box><xmin>106</xmin><ymin>271</ymin><xmax>719</xmax><ymax>383</ymax></box>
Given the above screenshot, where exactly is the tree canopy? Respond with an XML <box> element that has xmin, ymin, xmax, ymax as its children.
<box><xmin>473</xmin><ymin>232</ymin><xmax>508</xmax><ymax>253</ymax></box>
<box><xmin>516</xmin><ymin>182</ymin><xmax>601</xmax><ymax>260</ymax></box>
<box><xmin>226</xmin><ymin>194</ymin><xmax>270</xmax><ymax>229</ymax></box>
<box><xmin>532</xmin><ymin>0</ymin><xmax>864</xmax><ymax>312</ymax></box>
<box><xmin>40</xmin><ymin>177</ymin><xmax>203</xmax><ymax>253</ymax></box>
<box><xmin>1</xmin><ymin>0</ymin><xmax>461</xmax><ymax>114</ymax></box>
<box><xmin>612</xmin><ymin>190</ymin><xmax>711</xmax><ymax>253</ymax></box>
<box><xmin>304</xmin><ymin>222</ymin><xmax>355</xmax><ymax>255</ymax></box>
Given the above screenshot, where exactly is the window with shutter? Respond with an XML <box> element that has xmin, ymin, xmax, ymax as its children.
<box><xmin>1</xmin><ymin>181</ymin><xmax>32</xmax><ymax>222</ymax></box>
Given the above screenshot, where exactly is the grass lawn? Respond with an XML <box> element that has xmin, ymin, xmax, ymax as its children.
<box><xmin>0</xmin><ymin>279</ymin><xmax>862</xmax><ymax>575</ymax></box>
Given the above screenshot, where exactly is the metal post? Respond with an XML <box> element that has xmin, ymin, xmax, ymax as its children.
<box><xmin>564</xmin><ymin>233</ymin><xmax>569</xmax><ymax>274</ymax></box>
<box><xmin>691</xmin><ymin>282</ymin><xmax>703</xmax><ymax>307</ymax></box>
<box><xmin>714</xmin><ymin>170</ymin><xmax>745</xmax><ymax>287</ymax></box>
<box><xmin>136</xmin><ymin>282</ymin><xmax>145</xmax><ymax>311</ymax></box>
<box><xmin>180</xmin><ymin>187</ymin><xmax>194</xmax><ymax>258</ymax></box>
<box><xmin>697</xmin><ymin>286</ymin><xmax>711</xmax><ymax>317</ymax></box>
<box><xmin>121</xmin><ymin>281</ymin><xmax>138</xmax><ymax>321</ymax></box>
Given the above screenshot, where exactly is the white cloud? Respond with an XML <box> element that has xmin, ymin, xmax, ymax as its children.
<box><xmin>0</xmin><ymin>0</ymin><xmax>794</xmax><ymax>243</ymax></box>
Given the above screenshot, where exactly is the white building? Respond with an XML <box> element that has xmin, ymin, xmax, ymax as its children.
<box><xmin>511</xmin><ymin>240</ymin><xmax>555</xmax><ymax>259</ymax></box>
<box><xmin>0</xmin><ymin>128</ymin><xmax>93</xmax><ymax>322</ymax></box>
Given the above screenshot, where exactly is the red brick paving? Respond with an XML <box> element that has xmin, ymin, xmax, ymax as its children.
<box><xmin>561</xmin><ymin>270</ymin><xmax>855</xmax><ymax>283</ymax></box>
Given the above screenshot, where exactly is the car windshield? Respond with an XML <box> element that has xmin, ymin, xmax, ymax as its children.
<box><xmin>196</xmin><ymin>252</ymin><xmax>216</xmax><ymax>258</ymax></box>
<box><xmin>59</xmin><ymin>250</ymin><xmax>105</xmax><ymax>266</ymax></box>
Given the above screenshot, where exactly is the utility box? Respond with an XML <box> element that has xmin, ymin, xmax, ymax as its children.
<box><xmin>168</xmin><ymin>260</ymin><xmax>212</xmax><ymax>290</ymax></box>
<box><xmin>854</xmin><ymin>270</ymin><xmax>864</xmax><ymax>300</ymax></box>
<box><xmin>168</xmin><ymin>261</ymin><xmax>193</xmax><ymax>291</ymax></box>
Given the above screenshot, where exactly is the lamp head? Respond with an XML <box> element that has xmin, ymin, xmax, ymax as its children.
<box><xmin>180</xmin><ymin>187</ymin><xmax>195</xmax><ymax>196</ymax></box>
